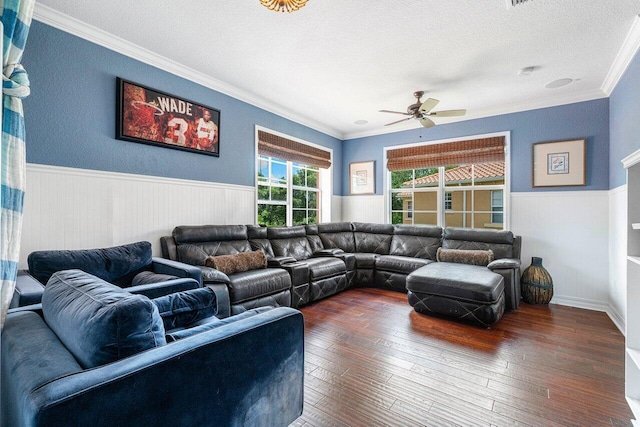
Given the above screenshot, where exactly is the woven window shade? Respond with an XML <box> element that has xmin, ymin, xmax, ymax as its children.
<box><xmin>258</xmin><ymin>130</ymin><xmax>331</xmax><ymax>169</ymax></box>
<box><xmin>386</xmin><ymin>136</ymin><xmax>505</xmax><ymax>171</ymax></box>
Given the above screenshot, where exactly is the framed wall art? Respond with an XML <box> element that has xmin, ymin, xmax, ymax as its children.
<box><xmin>116</xmin><ymin>78</ymin><xmax>220</xmax><ymax>156</ymax></box>
<box><xmin>532</xmin><ymin>139</ymin><xmax>586</xmax><ymax>187</ymax></box>
<box><xmin>349</xmin><ymin>161</ymin><xmax>375</xmax><ymax>194</ymax></box>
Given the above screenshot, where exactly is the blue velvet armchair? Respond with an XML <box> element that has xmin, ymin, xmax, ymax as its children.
<box><xmin>11</xmin><ymin>241</ymin><xmax>204</xmax><ymax>307</ymax></box>
<box><xmin>1</xmin><ymin>270</ymin><xmax>304</xmax><ymax>427</ymax></box>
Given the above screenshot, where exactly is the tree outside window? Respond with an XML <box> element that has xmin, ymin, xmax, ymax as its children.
<box><xmin>257</xmin><ymin>156</ymin><xmax>320</xmax><ymax>226</ymax></box>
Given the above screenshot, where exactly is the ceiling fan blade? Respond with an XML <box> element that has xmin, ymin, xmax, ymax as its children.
<box><xmin>418</xmin><ymin>98</ymin><xmax>439</xmax><ymax>114</ymax></box>
<box><xmin>385</xmin><ymin>117</ymin><xmax>414</xmax><ymax>126</ymax></box>
<box><xmin>379</xmin><ymin>110</ymin><xmax>411</xmax><ymax>115</ymax></box>
<box><xmin>420</xmin><ymin>117</ymin><xmax>436</xmax><ymax>128</ymax></box>
<box><xmin>429</xmin><ymin>109</ymin><xmax>467</xmax><ymax>117</ymax></box>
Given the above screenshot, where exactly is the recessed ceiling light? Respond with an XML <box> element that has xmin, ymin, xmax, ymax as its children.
<box><xmin>354</xmin><ymin>120</ymin><xmax>368</xmax><ymax>125</ymax></box>
<box><xmin>545</xmin><ymin>78</ymin><xmax>573</xmax><ymax>89</ymax></box>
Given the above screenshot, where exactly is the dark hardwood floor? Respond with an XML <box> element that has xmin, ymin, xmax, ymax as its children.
<box><xmin>290</xmin><ymin>288</ymin><xmax>632</xmax><ymax>427</ymax></box>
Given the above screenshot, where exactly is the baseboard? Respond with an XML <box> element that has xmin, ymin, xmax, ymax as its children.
<box><xmin>551</xmin><ymin>295</ymin><xmax>625</xmax><ymax>335</ymax></box>
<box><xmin>607</xmin><ymin>303</ymin><xmax>626</xmax><ymax>336</ymax></box>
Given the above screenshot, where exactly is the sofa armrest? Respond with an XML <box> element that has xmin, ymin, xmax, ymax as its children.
<box><xmin>2</xmin><ymin>306</ymin><xmax>304</xmax><ymax>427</ymax></box>
<box><xmin>160</xmin><ymin>236</ymin><xmax>179</xmax><ymax>260</ymax></box>
<box><xmin>200</xmin><ymin>266</ymin><xmax>231</xmax><ymax>284</ymax></box>
<box><xmin>10</xmin><ymin>271</ymin><xmax>45</xmax><ymax>308</ymax></box>
<box><xmin>206</xmin><ymin>283</ymin><xmax>231</xmax><ymax>319</ymax></box>
<box><xmin>7</xmin><ymin>302</ymin><xmax>43</xmax><ymax>315</ymax></box>
<box><xmin>128</xmin><ymin>278</ymin><xmax>199</xmax><ymax>299</ymax></box>
<box><xmin>488</xmin><ymin>258</ymin><xmax>521</xmax><ymax>270</ymax></box>
<box><xmin>487</xmin><ymin>258</ymin><xmax>521</xmax><ymax>312</ymax></box>
<box><xmin>268</xmin><ymin>256</ymin><xmax>298</xmax><ymax>267</ymax></box>
<box><xmin>278</xmin><ymin>261</ymin><xmax>310</xmax><ymax>288</ymax></box>
<box><xmin>151</xmin><ymin>257</ymin><xmax>203</xmax><ymax>283</ymax></box>
<box><xmin>166</xmin><ymin>306</ymin><xmax>273</xmax><ymax>341</ymax></box>
<box><xmin>312</xmin><ymin>248</ymin><xmax>345</xmax><ymax>256</ymax></box>
<box><xmin>198</xmin><ymin>266</ymin><xmax>231</xmax><ymax>318</ymax></box>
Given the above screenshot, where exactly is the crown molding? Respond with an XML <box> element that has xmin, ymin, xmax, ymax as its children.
<box><xmin>32</xmin><ymin>3</ymin><xmax>344</xmax><ymax>140</ymax></box>
<box><xmin>622</xmin><ymin>148</ymin><xmax>640</xmax><ymax>169</ymax></box>
<box><xmin>342</xmin><ymin>88</ymin><xmax>608</xmax><ymax>140</ymax></box>
<box><xmin>32</xmin><ymin>4</ymin><xmax>636</xmax><ymax>143</ymax></box>
<box><xmin>602</xmin><ymin>15</ymin><xmax>640</xmax><ymax>96</ymax></box>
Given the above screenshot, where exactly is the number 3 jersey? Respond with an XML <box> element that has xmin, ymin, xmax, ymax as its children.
<box><xmin>196</xmin><ymin>118</ymin><xmax>216</xmax><ymax>145</ymax></box>
<box><xmin>163</xmin><ymin>116</ymin><xmax>192</xmax><ymax>147</ymax></box>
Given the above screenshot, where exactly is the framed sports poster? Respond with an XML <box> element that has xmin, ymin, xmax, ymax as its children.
<box><xmin>116</xmin><ymin>78</ymin><xmax>220</xmax><ymax>156</ymax></box>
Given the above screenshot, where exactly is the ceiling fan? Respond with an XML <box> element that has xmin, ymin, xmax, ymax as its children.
<box><xmin>380</xmin><ymin>91</ymin><xmax>466</xmax><ymax>128</ymax></box>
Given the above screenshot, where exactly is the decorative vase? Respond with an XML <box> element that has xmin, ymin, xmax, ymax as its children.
<box><xmin>521</xmin><ymin>257</ymin><xmax>553</xmax><ymax>304</ymax></box>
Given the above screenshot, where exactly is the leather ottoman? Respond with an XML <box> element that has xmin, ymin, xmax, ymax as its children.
<box><xmin>406</xmin><ymin>262</ymin><xmax>505</xmax><ymax>327</ymax></box>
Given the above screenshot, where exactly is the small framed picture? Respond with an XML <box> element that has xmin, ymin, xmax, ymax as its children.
<box><xmin>532</xmin><ymin>139</ymin><xmax>586</xmax><ymax>187</ymax></box>
<box><xmin>548</xmin><ymin>152</ymin><xmax>569</xmax><ymax>174</ymax></box>
<box><xmin>349</xmin><ymin>161</ymin><xmax>375</xmax><ymax>194</ymax></box>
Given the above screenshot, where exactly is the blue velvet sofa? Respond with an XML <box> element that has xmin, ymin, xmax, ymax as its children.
<box><xmin>1</xmin><ymin>270</ymin><xmax>304</xmax><ymax>427</ymax></box>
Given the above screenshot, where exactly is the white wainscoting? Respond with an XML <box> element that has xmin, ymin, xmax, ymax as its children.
<box><xmin>20</xmin><ymin>164</ymin><xmax>255</xmax><ymax>267</ymax></box>
<box><xmin>331</xmin><ymin>195</ymin><xmax>343</xmax><ymax>223</ymax></box>
<box><xmin>21</xmin><ymin>168</ymin><xmax>625</xmax><ymax>329</ymax></box>
<box><xmin>511</xmin><ymin>191</ymin><xmax>611</xmax><ymax>312</ymax></box>
<box><xmin>341</xmin><ymin>195</ymin><xmax>385</xmax><ymax>224</ymax></box>
<box><xmin>609</xmin><ymin>185</ymin><xmax>627</xmax><ymax>333</ymax></box>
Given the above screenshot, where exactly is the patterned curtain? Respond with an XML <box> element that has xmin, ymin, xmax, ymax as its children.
<box><xmin>1</xmin><ymin>0</ymin><xmax>34</xmax><ymax>328</ymax></box>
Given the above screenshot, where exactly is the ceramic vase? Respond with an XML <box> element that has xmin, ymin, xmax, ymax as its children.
<box><xmin>521</xmin><ymin>257</ymin><xmax>553</xmax><ymax>304</ymax></box>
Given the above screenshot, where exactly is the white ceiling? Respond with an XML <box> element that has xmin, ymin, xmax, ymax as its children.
<box><xmin>35</xmin><ymin>0</ymin><xmax>640</xmax><ymax>140</ymax></box>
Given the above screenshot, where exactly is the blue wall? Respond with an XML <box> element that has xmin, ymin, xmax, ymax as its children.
<box><xmin>343</xmin><ymin>99</ymin><xmax>610</xmax><ymax>194</ymax></box>
<box><xmin>22</xmin><ymin>22</ymin><xmax>618</xmax><ymax>197</ymax></box>
<box><xmin>610</xmin><ymin>50</ymin><xmax>640</xmax><ymax>188</ymax></box>
<box><xmin>22</xmin><ymin>22</ymin><xmax>343</xmax><ymax>194</ymax></box>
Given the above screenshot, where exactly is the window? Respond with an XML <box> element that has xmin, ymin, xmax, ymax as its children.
<box><xmin>444</xmin><ymin>192</ymin><xmax>452</xmax><ymax>210</ymax></box>
<box><xmin>386</xmin><ymin>134</ymin><xmax>508</xmax><ymax>229</ymax></box>
<box><xmin>257</xmin><ymin>156</ymin><xmax>288</xmax><ymax>226</ymax></box>
<box><xmin>491</xmin><ymin>190</ymin><xmax>503</xmax><ymax>224</ymax></box>
<box><xmin>257</xmin><ymin>156</ymin><xmax>321</xmax><ymax>226</ymax></box>
<box><xmin>292</xmin><ymin>164</ymin><xmax>320</xmax><ymax>225</ymax></box>
<box><xmin>390</xmin><ymin>168</ymin><xmax>438</xmax><ymax>225</ymax></box>
<box><xmin>256</xmin><ymin>129</ymin><xmax>331</xmax><ymax>226</ymax></box>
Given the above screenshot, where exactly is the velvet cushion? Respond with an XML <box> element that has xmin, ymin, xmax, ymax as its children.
<box><xmin>42</xmin><ymin>269</ymin><xmax>166</xmax><ymax>369</ymax></box>
<box><xmin>152</xmin><ymin>287</ymin><xmax>217</xmax><ymax>331</ymax></box>
<box><xmin>436</xmin><ymin>247</ymin><xmax>494</xmax><ymax>266</ymax></box>
<box><xmin>165</xmin><ymin>306</ymin><xmax>273</xmax><ymax>342</ymax></box>
<box><xmin>132</xmin><ymin>270</ymin><xmax>179</xmax><ymax>286</ymax></box>
<box><xmin>27</xmin><ymin>241</ymin><xmax>153</xmax><ymax>287</ymax></box>
<box><xmin>204</xmin><ymin>250</ymin><xmax>267</xmax><ymax>275</ymax></box>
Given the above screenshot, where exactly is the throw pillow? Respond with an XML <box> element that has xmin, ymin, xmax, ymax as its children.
<box><xmin>152</xmin><ymin>287</ymin><xmax>217</xmax><ymax>331</ymax></box>
<box><xmin>42</xmin><ymin>269</ymin><xmax>166</xmax><ymax>369</ymax></box>
<box><xmin>436</xmin><ymin>248</ymin><xmax>495</xmax><ymax>266</ymax></box>
<box><xmin>204</xmin><ymin>250</ymin><xmax>267</xmax><ymax>275</ymax></box>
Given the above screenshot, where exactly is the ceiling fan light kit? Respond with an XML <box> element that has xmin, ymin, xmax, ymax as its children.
<box><xmin>380</xmin><ymin>90</ymin><xmax>467</xmax><ymax>129</ymax></box>
<box><xmin>260</xmin><ymin>0</ymin><xmax>308</xmax><ymax>13</ymax></box>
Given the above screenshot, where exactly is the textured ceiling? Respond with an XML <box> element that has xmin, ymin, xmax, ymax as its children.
<box><xmin>35</xmin><ymin>0</ymin><xmax>640</xmax><ymax>139</ymax></box>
